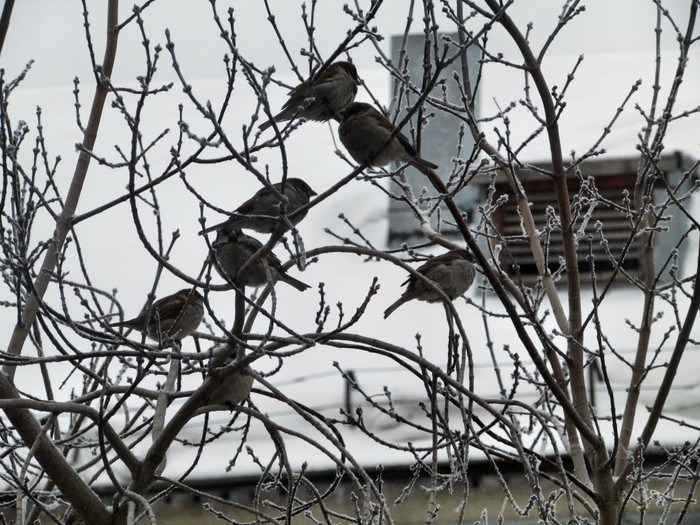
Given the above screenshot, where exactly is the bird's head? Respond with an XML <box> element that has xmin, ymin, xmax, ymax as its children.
<box><xmin>454</xmin><ymin>248</ymin><xmax>475</xmax><ymax>263</ymax></box>
<box><xmin>214</xmin><ymin>228</ymin><xmax>242</xmax><ymax>247</ymax></box>
<box><xmin>336</xmin><ymin>61</ymin><xmax>360</xmax><ymax>85</ymax></box>
<box><xmin>336</xmin><ymin>102</ymin><xmax>375</xmax><ymax>122</ymax></box>
<box><xmin>288</xmin><ymin>178</ymin><xmax>317</xmax><ymax>198</ymax></box>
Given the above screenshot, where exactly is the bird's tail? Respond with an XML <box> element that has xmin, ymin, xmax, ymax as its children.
<box><xmin>199</xmin><ymin>218</ymin><xmax>236</xmax><ymax>236</ymax></box>
<box><xmin>199</xmin><ymin>224</ymin><xmax>219</xmax><ymax>236</ymax></box>
<box><xmin>383</xmin><ymin>296</ymin><xmax>409</xmax><ymax>319</ymax></box>
<box><xmin>258</xmin><ymin>119</ymin><xmax>274</xmax><ymax>131</ymax></box>
<box><xmin>411</xmin><ymin>157</ymin><xmax>439</xmax><ymax>176</ymax></box>
<box><xmin>110</xmin><ymin>319</ymin><xmax>140</xmax><ymax>329</ymax></box>
<box><xmin>259</xmin><ymin>109</ymin><xmax>290</xmax><ymax>132</ymax></box>
<box><xmin>282</xmin><ymin>274</ymin><xmax>311</xmax><ymax>292</ymax></box>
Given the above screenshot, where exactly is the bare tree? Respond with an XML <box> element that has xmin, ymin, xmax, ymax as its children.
<box><xmin>1</xmin><ymin>1</ymin><xmax>699</xmax><ymax>524</ymax></box>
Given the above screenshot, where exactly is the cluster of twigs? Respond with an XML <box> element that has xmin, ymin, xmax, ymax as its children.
<box><xmin>0</xmin><ymin>1</ymin><xmax>699</xmax><ymax>524</ymax></box>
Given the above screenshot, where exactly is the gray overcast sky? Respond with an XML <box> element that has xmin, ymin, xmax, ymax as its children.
<box><xmin>3</xmin><ymin>0</ymin><xmax>690</xmax><ymax>89</ymax></box>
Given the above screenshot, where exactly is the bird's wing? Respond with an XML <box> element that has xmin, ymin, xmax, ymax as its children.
<box><xmin>394</xmin><ymin>129</ymin><xmax>418</xmax><ymax>157</ymax></box>
<box><xmin>373</xmin><ymin>112</ymin><xmax>418</xmax><ymax>157</ymax></box>
<box><xmin>265</xmin><ymin>251</ymin><xmax>284</xmax><ymax>268</ymax></box>
<box><xmin>283</xmin><ymin>80</ymin><xmax>314</xmax><ymax>110</ymax></box>
<box><xmin>235</xmin><ymin>193</ymin><xmax>265</xmax><ymax>215</ymax></box>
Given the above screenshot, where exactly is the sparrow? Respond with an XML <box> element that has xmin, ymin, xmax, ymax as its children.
<box><xmin>259</xmin><ymin>61</ymin><xmax>360</xmax><ymax>131</ymax></box>
<box><xmin>202</xmin><ymin>366</ymin><xmax>254</xmax><ymax>410</ymax></box>
<box><xmin>383</xmin><ymin>249</ymin><xmax>475</xmax><ymax>318</ymax></box>
<box><xmin>200</xmin><ymin>178</ymin><xmax>317</xmax><ymax>235</ymax></box>
<box><xmin>197</xmin><ymin>344</ymin><xmax>254</xmax><ymax>411</ymax></box>
<box><xmin>111</xmin><ymin>288</ymin><xmax>205</xmax><ymax>340</ymax></box>
<box><xmin>337</xmin><ymin>102</ymin><xmax>438</xmax><ymax>175</ymax></box>
<box><xmin>212</xmin><ymin>229</ymin><xmax>310</xmax><ymax>291</ymax></box>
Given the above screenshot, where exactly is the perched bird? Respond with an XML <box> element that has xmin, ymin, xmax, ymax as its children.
<box><xmin>202</xmin><ymin>366</ymin><xmax>254</xmax><ymax>410</ymax></box>
<box><xmin>384</xmin><ymin>249</ymin><xmax>475</xmax><ymax>319</ymax></box>
<box><xmin>259</xmin><ymin>61</ymin><xmax>360</xmax><ymax>131</ymax></box>
<box><xmin>337</xmin><ymin>102</ymin><xmax>438</xmax><ymax>175</ymax></box>
<box><xmin>111</xmin><ymin>288</ymin><xmax>205</xmax><ymax>340</ymax></box>
<box><xmin>200</xmin><ymin>178</ymin><xmax>317</xmax><ymax>235</ymax></box>
<box><xmin>213</xmin><ymin>229</ymin><xmax>310</xmax><ymax>291</ymax></box>
<box><xmin>197</xmin><ymin>344</ymin><xmax>254</xmax><ymax>411</ymax></box>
